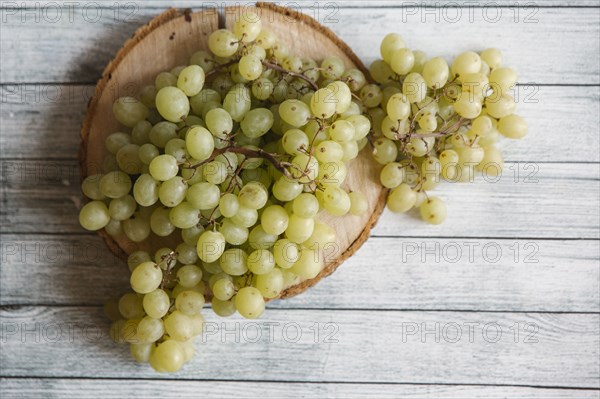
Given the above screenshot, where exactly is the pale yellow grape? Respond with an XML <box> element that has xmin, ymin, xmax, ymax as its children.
<box><xmin>279</xmin><ymin>99</ymin><xmax>311</xmax><ymax>127</ymax></box>
<box><xmin>238</xmin><ymin>55</ymin><xmax>263</xmax><ymax>80</ymax></box>
<box><xmin>402</xmin><ymin>73</ymin><xmax>427</xmax><ymax>103</ymax></box>
<box><xmin>273</xmin><ymin>239</ymin><xmax>300</xmax><ymax>269</ymax></box>
<box><xmin>105</xmin><ymin>132</ymin><xmax>131</xmax><ymax>155</ymax></box>
<box><xmin>380</xmin><ymin>162</ymin><xmax>405</xmax><ymax>188</ymax></box>
<box><xmin>99</xmin><ymin>170</ymin><xmax>131</xmax><ymax>199</ymax></box>
<box><xmin>137</xmin><ymin>316</ymin><xmax>164</xmax><ymax>343</ymax></box>
<box><xmin>329</xmin><ymin>120</ymin><xmax>355</xmax><ymax>142</ymax></box>
<box><xmin>255</xmin><ymin>268</ymin><xmax>284</xmax><ymax>299</ymax></box>
<box><xmin>186</xmin><ymin>126</ymin><xmax>214</xmax><ymax>161</ymax></box>
<box><xmin>208</xmin><ymin>29</ymin><xmax>239</xmax><ymax>57</ymax></box>
<box><xmin>205</xmin><ymin>108</ymin><xmax>232</xmax><ymax>139</ymax></box>
<box><xmin>219</xmin><ymin>219</ymin><xmax>249</xmax><ymax>245</ymax></box>
<box><xmin>231</xmin><ymin>206</ymin><xmax>258</xmax><ymax>228</ymax></box>
<box><xmin>223</xmin><ymin>84</ymin><xmax>251</xmax><ymax>122</ymax></box>
<box><xmin>386</xmin><ymin>93</ymin><xmax>411</xmax><ymax>121</ymax></box>
<box><xmin>322</xmin><ymin>186</ymin><xmax>351</xmax><ymax>216</ymax></box>
<box><xmin>360</xmin><ymin>84</ymin><xmax>383</xmax><ymax>108</ymax></box>
<box><xmin>390</xmin><ymin>48</ymin><xmax>415</xmax><ymax>75</ymax></box>
<box><xmin>497</xmin><ymin>114</ymin><xmax>528</xmax><ymax>139</ymax></box>
<box><xmin>238</xmin><ymin>181</ymin><xmax>268</xmax><ymax>209</ymax></box>
<box><xmin>387</xmin><ymin>183</ymin><xmax>417</xmax><ymax>213</ymax></box>
<box><xmin>348</xmin><ymin>191</ymin><xmax>368</xmax><ymax>216</ymax></box>
<box><xmin>290</xmin><ymin>247</ymin><xmax>323</xmax><ymax>279</ymax></box>
<box><xmin>407</xmin><ymin>135</ymin><xmax>434</xmax><ymax>157</ymax></box>
<box><xmin>471</xmin><ymin>115</ymin><xmax>493</xmax><ymax>135</ymax></box>
<box><xmin>489</xmin><ymin>67</ymin><xmax>517</xmax><ymax>92</ymax></box>
<box><xmin>326</xmin><ymin>81</ymin><xmax>352</xmax><ymax>114</ymax></box>
<box><xmin>158</xmin><ymin>176</ymin><xmax>187</xmax><ymax>207</ymax></box>
<box><xmin>380</xmin><ymin>33</ymin><xmax>405</xmax><ymax>63</ymax></box>
<box><xmin>419</xmin><ymin>197</ymin><xmax>447</xmax><ymax>225</ymax></box>
<box><xmin>189</xmin><ymin>313</ymin><xmax>204</xmax><ymax>336</ymax></box>
<box><xmin>118</xmin><ymin>293</ymin><xmax>144</xmax><ymax>320</ymax></box>
<box><xmin>346</xmin><ymin>114</ymin><xmax>371</xmax><ymax>140</ymax></box>
<box><xmin>163</xmin><ymin>310</ymin><xmax>195</xmax><ymax>342</ymax></box>
<box><xmin>149</xmin><ymin>154</ymin><xmax>178</xmax><ymax>181</ymax></box>
<box><xmin>78</xmin><ymin>200</ymin><xmax>110</xmax><ymax>231</ymax></box>
<box><xmin>116</xmin><ymin>143</ymin><xmax>143</xmax><ymax>175</ymax></box>
<box><xmin>212</xmin><ymin>297</ymin><xmax>236</xmax><ymax>317</ymax></box>
<box><xmin>304</xmin><ymin>222</ymin><xmax>336</xmax><ymax>249</ymax></box>
<box><xmin>290</xmin><ymin>154</ymin><xmax>319</xmax><ymax>184</ymax></box>
<box><xmin>130</xmin><ymin>343</ymin><xmax>154</xmax><ymax>363</ymax></box>
<box><xmin>477</xmin><ymin>145</ymin><xmax>504</xmax><ymax>176</ymax></box>
<box><xmin>373</xmin><ymin>137</ymin><xmax>398</xmax><ymax>164</ymax></box>
<box><xmin>150</xmin><ymin>340</ymin><xmax>185</xmax><ymax>372</ymax></box>
<box><xmin>451</xmin><ymin>51</ymin><xmax>481</xmax><ymax>77</ymax></box>
<box><xmin>81</xmin><ymin>174</ymin><xmax>105</xmax><ymax>200</ymax></box>
<box><xmin>120</xmin><ymin>318</ymin><xmax>140</xmax><ymax>343</ymax></box>
<box><xmin>177</xmin><ymin>65</ymin><xmax>205</xmax><ymax>97</ymax></box>
<box><xmin>233</xmin><ymin>11</ymin><xmax>261</xmax><ymax>41</ymax></box>
<box><xmin>133</xmin><ymin>174</ymin><xmax>159</xmax><ymax>206</ymax></box>
<box><xmin>212</xmin><ymin>278</ymin><xmax>235</xmax><ymax>301</ymax></box>
<box><xmin>285</xmin><ymin>214</ymin><xmax>315</xmax><ymax>244</ymax></box>
<box><xmin>341</xmin><ymin>68</ymin><xmax>366</xmax><ymax>91</ymax></box>
<box><xmin>123</xmin><ymin>214</ymin><xmax>151</xmax><ymax>242</ymax></box>
<box><xmin>167</xmin><ymin>201</ymin><xmax>199</xmax><ymax>229</ymax></box>
<box><xmin>310</xmin><ymin>88</ymin><xmax>336</xmax><ymax>119</ymax></box>
<box><xmin>138</xmin><ymin>143</ymin><xmax>159</xmax><ymax>165</ymax></box>
<box><xmin>422</xmin><ymin>57</ymin><xmax>449</xmax><ymax>88</ymax></box>
<box><xmin>130</xmin><ymin>261</ymin><xmax>162</xmax><ymax>294</ymax></box>
<box><xmin>234</xmin><ymin>287</ymin><xmax>265</xmax><ymax>319</ymax></box>
<box><xmin>485</xmin><ymin>94</ymin><xmax>515</xmax><ymax>119</ymax></box>
<box><xmin>321</xmin><ymin>56</ymin><xmax>345</xmax><ymax>80</ymax></box>
<box><xmin>143</xmin><ymin>289</ymin><xmax>170</xmax><ymax>319</ymax></box>
<box><xmin>175</xmin><ymin>290</ymin><xmax>205</xmax><ymax>315</ymax></box>
<box><xmin>176</xmin><ymin>243</ymin><xmax>198</xmax><ymax>265</ymax></box>
<box><xmin>149</xmin><ymin>121</ymin><xmax>178</xmax><ymax>148</ymax></box>
<box><xmin>292</xmin><ymin>193</ymin><xmax>319</xmax><ymax>218</ymax></box>
<box><xmin>241</xmin><ymin>108</ymin><xmax>274</xmax><ymax>138</ymax></box>
<box><xmin>457</xmin><ymin>145</ymin><xmax>485</xmax><ymax>165</ymax></box>
<box><xmin>418</xmin><ymin>113</ymin><xmax>437</xmax><ymax>132</ymax></box>
<box><xmin>196</xmin><ymin>230</ymin><xmax>225</xmax><ymax>263</ymax></box>
<box><xmin>480</xmin><ymin>48</ymin><xmax>502</xmax><ymax>69</ymax></box>
<box><xmin>186</xmin><ymin>182</ymin><xmax>220</xmax><ymax>210</ymax></box>
<box><xmin>247</xmin><ymin>249</ymin><xmax>275</xmax><ymax>275</ymax></box>
<box><xmin>282</xmin><ymin>128</ymin><xmax>309</xmax><ymax>155</ymax></box>
<box><xmin>218</xmin><ymin>193</ymin><xmax>239</xmax><ymax>218</ymax></box>
<box><xmin>128</xmin><ymin>250</ymin><xmax>151</xmax><ymax>272</ymax></box>
<box><xmin>176</xmin><ymin>265</ymin><xmax>203</xmax><ymax>288</ymax></box>
<box><xmin>104</xmin><ymin>219</ymin><xmax>123</xmax><ymax>237</ymax></box>
<box><xmin>155</xmin><ymin>87</ymin><xmax>189</xmax><ymax>123</ymax></box>
<box><xmin>113</xmin><ymin>97</ymin><xmax>149</xmax><ymax>128</ymax></box>
<box><xmin>317</xmin><ymin>160</ymin><xmax>347</xmax><ymax>187</ymax></box>
<box><xmin>109</xmin><ymin>195</ymin><xmax>136</xmax><ymax>221</ymax></box>
<box><xmin>453</xmin><ymin>92</ymin><xmax>482</xmax><ymax>119</ymax></box>
<box><xmin>260</xmin><ymin>205</ymin><xmax>289</xmax><ymax>235</ymax></box>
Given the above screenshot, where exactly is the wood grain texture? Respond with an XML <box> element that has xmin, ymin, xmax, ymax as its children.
<box><xmin>1</xmin><ymin>234</ymin><xmax>598</xmax><ymax>312</ymax></box>
<box><xmin>2</xmin><ymin>85</ymin><xmax>597</xmax><ymax>162</ymax></box>
<box><xmin>2</xmin><ymin>161</ymin><xmax>598</xmax><ymax>238</ymax></box>
<box><xmin>1</xmin><ymin>7</ymin><xmax>598</xmax><ymax>84</ymax></box>
<box><xmin>1</xmin><ymin>378</ymin><xmax>599</xmax><ymax>399</ymax></box>
<box><xmin>0</xmin><ymin>306</ymin><xmax>598</xmax><ymax>387</ymax></box>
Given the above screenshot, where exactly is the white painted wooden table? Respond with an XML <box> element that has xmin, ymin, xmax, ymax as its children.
<box><xmin>1</xmin><ymin>1</ymin><xmax>599</xmax><ymax>397</ymax></box>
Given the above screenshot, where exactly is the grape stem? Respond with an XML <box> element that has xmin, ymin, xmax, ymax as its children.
<box><xmin>262</xmin><ymin>60</ymin><xmax>319</xmax><ymax>91</ymax></box>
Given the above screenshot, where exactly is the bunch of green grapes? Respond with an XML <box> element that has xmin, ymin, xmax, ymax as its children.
<box><xmin>368</xmin><ymin>34</ymin><xmax>527</xmax><ymax>224</ymax></box>
<box><xmin>80</xmin><ymin>11</ymin><xmax>374</xmax><ymax>371</ymax></box>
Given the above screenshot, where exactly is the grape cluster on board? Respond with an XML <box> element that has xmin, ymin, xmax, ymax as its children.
<box><xmin>78</xmin><ymin>11</ymin><xmax>527</xmax><ymax>372</ymax></box>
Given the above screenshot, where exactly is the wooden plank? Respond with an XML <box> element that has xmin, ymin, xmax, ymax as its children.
<box><xmin>1</xmin><ymin>234</ymin><xmax>598</xmax><ymax>312</ymax></box>
<box><xmin>0</xmin><ymin>307</ymin><xmax>597</xmax><ymax>387</ymax></box>
<box><xmin>0</xmin><ymin>7</ymin><xmax>598</xmax><ymax>84</ymax></box>
<box><xmin>1</xmin><ymin>378</ymin><xmax>599</xmax><ymax>399</ymax></box>
<box><xmin>2</xmin><ymin>161</ymin><xmax>598</xmax><ymax>239</ymax></box>
<box><xmin>2</xmin><ymin>85</ymin><xmax>597</xmax><ymax>162</ymax></box>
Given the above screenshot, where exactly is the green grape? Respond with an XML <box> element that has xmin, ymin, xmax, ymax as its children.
<box><xmin>150</xmin><ymin>207</ymin><xmax>175</xmax><ymax>237</ymax></box>
<box><xmin>314</xmin><ymin>140</ymin><xmax>343</xmax><ymax>163</ymax></box>
<box><xmin>238</xmin><ymin>182</ymin><xmax>268</xmax><ymax>209</ymax></box>
<box><xmin>304</xmin><ymin>221</ymin><xmax>336</xmax><ymax>249</ymax></box>
<box><xmin>233</xmin><ymin>11</ymin><xmax>261</xmax><ymax>41</ymax></box>
<box><xmin>155</xmin><ymin>71</ymin><xmax>177</xmax><ymax>90</ymax></box>
<box><xmin>213</xmin><ymin>278</ymin><xmax>236</xmax><ymax>301</ymax></box>
<box><xmin>255</xmin><ymin>268</ymin><xmax>284</xmax><ymax>299</ymax></box>
<box><xmin>176</xmin><ymin>265</ymin><xmax>203</xmax><ymax>288</ymax></box>
<box><xmin>118</xmin><ymin>293</ymin><xmax>144</xmax><ymax>319</ymax></box>
<box><xmin>113</xmin><ymin>97</ymin><xmax>149</xmax><ymax>128</ymax></box>
<box><xmin>372</xmin><ymin>138</ymin><xmax>398</xmax><ymax>164</ymax></box>
<box><xmin>282</xmin><ymin>129</ymin><xmax>309</xmax><ymax>155</ymax></box>
<box><xmin>238</xmin><ymin>55</ymin><xmax>263</xmax><ymax>80</ymax></box>
<box><xmin>149</xmin><ymin>154</ymin><xmax>178</xmax><ymax>182</ymax></box>
<box><xmin>208</xmin><ymin>29</ymin><xmax>239</xmax><ymax>57</ymax></box>
<box><xmin>149</xmin><ymin>121</ymin><xmax>178</xmax><ymax>148</ymax></box>
<box><xmin>380</xmin><ymin>162</ymin><xmax>405</xmax><ymax>188</ymax></box>
<box><xmin>99</xmin><ymin>171</ymin><xmax>131</xmax><ymax>199</ymax></box>
<box><xmin>322</xmin><ymin>186</ymin><xmax>351</xmax><ymax>216</ymax></box>
<box><xmin>128</xmin><ymin>250</ymin><xmax>152</xmax><ymax>272</ymax></box>
<box><xmin>169</xmin><ymin>202</ymin><xmax>201</xmax><ymax>229</ymax></box>
<box><xmin>164</xmin><ymin>310</ymin><xmax>195</xmax><ymax>342</ymax></box>
<box><xmin>380</xmin><ymin>33</ymin><xmax>405</xmax><ymax>63</ymax></box>
<box><xmin>211</xmin><ymin>297</ymin><xmax>236</xmax><ymax>317</ymax></box>
<box><xmin>480</xmin><ymin>48</ymin><xmax>503</xmax><ymax>69</ymax></box>
<box><xmin>290</xmin><ymin>154</ymin><xmax>319</xmax><ymax>183</ymax></box>
<box><xmin>497</xmin><ymin>114</ymin><xmax>528</xmax><ymax>139</ymax></box>
<box><xmin>419</xmin><ymin>196</ymin><xmax>447</xmax><ymax>225</ymax></box>
<box><xmin>133</xmin><ymin>174</ymin><xmax>160</xmax><ymax>206</ymax></box>
<box><xmin>150</xmin><ymin>339</ymin><xmax>186</xmax><ymax>373</ymax></box>
<box><xmin>387</xmin><ymin>183</ymin><xmax>417</xmax><ymax>213</ymax></box>
<box><xmin>260</xmin><ymin>205</ymin><xmax>289</xmax><ymax>235</ymax></box>
<box><xmin>241</xmin><ymin>108</ymin><xmax>274</xmax><ymax>138</ymax></box>
<box><xmin>279</xmin><ymin>99</ymin><xmax>311</xmax><ymax>127</ymax></box>
<box><xmin>471</xmin><ymin>115</ymin><xmax>493</xmax><ymax>135</ymax></box>
<box><xmin>285</xmin><ymin>214</ymin><xmax>315</xmax><ymax>244</ymax></box>
<box><xmin>329</xmin><ymin>120</ymin><xmax>355</xmax><ymax>142</ymax></box>
<box><xmin>139</xmin><ymin>143</ymin><xmax>160</xmax><ymax>165</ymax></box>
<box><xmin>292</xmin><ymin>193</ymin><xmax>319</xmax><ymax>219</ymax></box>
<box><xmin>231</xmin><ymin>206</ymin><xmax>258</xmax><ymax>228</ymax></box>
<box><xmin>177</xmin><ymin>65</ymin><xmax>205</xmax><ymax>97</ymax></box>
<box><xmin>205</xmin><ymin>108</ymin><xmax>233</xmax><ymax>139</ymax></box>
<box><xmin>130</xmin><ymin>261</ymin><xmax>162</xmax><ymax>294</ymax></box>
<box><xmin>290</xmin><ymin>247</ymin><xmax>323</xmax><ymax>279</ymax></box>
<box><xmin>104</xmin><ymin>219</ymin><xmax>123</xmax><ymax>237</ymax></box>
<box><xmin>310</xmin><ymin>88</ymin><xmax>336</xmax><ymax>119</ymax></box>
<box><xmin>402</xmin><ymin>73</ymin><xmax>427</xmax><ymax>103</ymax></box>
<box><xmin>116</xmin><ymin>143</ymin><xmax>143</xmax><ymax>175</ymax></box>
<box><xmin>130</xmin><ymin>342</ymin><xmax>154</xmax><ymax>363</ymax></box>
<box><xmin>175</xmin><ymin>290</ymin><xmax>205</xmax><ymax>315</ymax></box>
<box><xmin>348</xmin><ymin>191</ymin><xmax>368</xmax><ymax>216</ymax></box>
<box><xmin>341</xmin><ymin>68</ymin><xmax>367</xmax><ymax>92</ymax></box>
<box><xmin>81</xmin><ymin>174</ymin><xmax>105</xmax><ymax>200</ymax></box>
<box><xmin>406</xmin><ymin>135</ymin><xmax>434</xmax><ymax>157</ymax></box>
<box><xmin>109</xmin><ymin>195</ymin><xmax>136</xmax><ymax>221</ymax></box>
<box><xmin>186</xmin><ymin>126</ymin><xmax>215</xmax><ymax>161</ymax></box>
<box><xmin>360</xmin><ymin>84</ymin><xmax>383</xmax><ymax>108</ymax></box>
<box><xmin>197</xmin><ymin>230</ymin><xmax>226</xmax><ymax>263</ymax></box>
<box><xmin>422</xmin><ymin>57</ymin><xmax>449</xmax><ymax>89</ymax></box>
<box><xmin>477</xmin><ymin>145</ymin><xmax>504</xmax><ymax>176</ymax></box>
<box><xmin>273</xmin><ymin>239</ymin><xmax>300</xmax><ymax>269</ymax></box>
<box><xmin>390</xmin><ymin>48</ymin><xmax>414</xmax><ymax>75</ymax></box>
<box><xmin>158</xmin><ymin>176</ymin><xmax>187</xmax><ymax>207</ymax></box>
<box><xmin>387</xmin><ymin>93</ymin><xmax>411</xmax><ymax>121</ymax></box>
<box><xmin>451</xmin><ymin>51</ymin><xmax>482</xmax><ymax>77</ymax></box>
<box><xmin>218</xmin><ymin>193</ymin><xmax>239</xmax><ymax>218</ymax></box>
<box><xmin>139</xmin><ymin>86</ymin><xmax>157</xmax><ymax>109</ymax></box>
<box><xmin>186</xmin><ymin>182</ymin><xmax>220</xmax><ymax>210</ymax></box>
<box><xmin>219</xmin><ymin>218</ymin><xmax>249</xmax><ymax>245</ymax></box>
<box><xmin>248</xmin><ymin>225</ymin><xmax>278</xmax><ymax>249</ymax></box>
<box><xmin>137</xmin><ymin>316</ymin><xmax>164</xmax><ymax>343</ymax></box>
<box><xmin>485</xmin><ymin>94</ymin><xmax>515</xmax><ymax>119</ymax></box>
<box><xmin>220</xmin><ymin>248</ymin><xmax>248</xmax><ymax>276</ymax></box>
<box><xmin>247</xmin><ymin>249</ymin><xmax>275</xmax><ymax>275</ymax></box>
<box><xmin>105</xmin><ymin>132</ymin><xmax>131</xmax><ymax>155</ymax></box>
<box><xmin>370</xmin><ymin>59</ymin><xmax>394</xmax><ymax>84</ymax></box>
<box><xmin>79</xmin><ymin>200</ymin><xmax>110</xmax><ymax>231</ymax></box>
<box><xmin>155</xmin><ymin>87</ymin><xmax>189</xmax><ymax>123</ymax></box>
<box><xmin>252</xmin><ymin>77</ymin><xmax>274</xmax><ymax>100</ymax></box>
<box><xmin>346</xmin><ymin>114</ymin><xmax>371</xmax><ymax>140</ymax></box>
<box><xmin>165</xmin><ymin>138</ymin><xmax>188</xmax><ymax>164</ymax></box>
<box><xmin>320</xmin><ymin>56</ymin><xmax>344</xmax><ymax>80</ymax></box>
<box><xmin>223</xmin><ymin>84</ymin><xmax>251</xmax><ymax>122</ymax></box>
<box><xmin>234</xmin><ymin>287</ymin><xmax>265</xmax><ymax>319</ymax></box>
<box><xmin>489</xmin><ymin>67</ymin><xmax>517</xmax><ymax>92</ymax></box>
